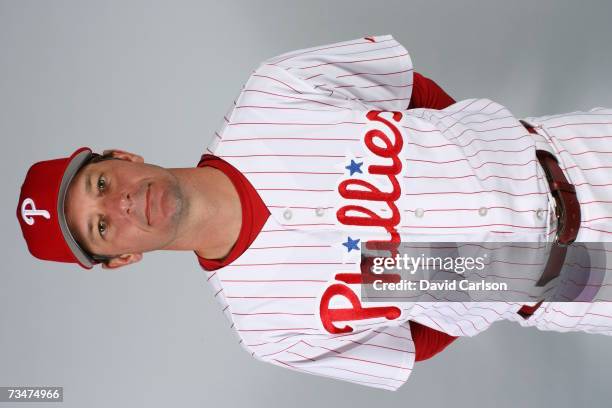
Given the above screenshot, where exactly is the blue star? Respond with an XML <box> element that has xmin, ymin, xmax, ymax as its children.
<box><xmin>345</xmin><ymin>159</ymin><xmax>364</xmax><ymax>176</ymax></box>
<box><xmin>342</xmin><ymin>237</ymin><xmax>361</xmax><ymax>252</ymax></box>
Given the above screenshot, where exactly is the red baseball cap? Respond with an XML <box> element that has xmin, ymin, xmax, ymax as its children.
<box><xmin>17</xmin><ymin>147</ymin><xmax>97</xmax><ymax>269</ymax></box>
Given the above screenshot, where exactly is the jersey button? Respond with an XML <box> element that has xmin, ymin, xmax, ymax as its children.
<box><xmin>414</xmin><ymin>208</ymin><xmax>425</xmax><ymax>218</ymax></box>
<box><xmin>315</xmin><ymin>207</ymin><xmax>326</xmax><ymax>217</ymax></box>
<box><xmin>478</xmin><ymin>207</ymin><xmax>488</xmax><ymax>217</ymax></box>
<box><xmin>283</xmin><ymin>209</ymin><xmax>293</xmax><ymax>220</ymax></box>
<box><xmin>536</xmin><ymin>208</ymin><xmax>545</xmax><ymax>219</ymax></box>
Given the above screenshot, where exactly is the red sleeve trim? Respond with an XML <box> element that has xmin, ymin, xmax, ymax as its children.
<box><xmin>410</xmin><ymin>320</ymin><xmax>458</xmax><ymax>362</ymax></box>
<box><xmin>408</xmin><ymin>72</ymin><xmax>456</xmax><ymax>110</ymax></box>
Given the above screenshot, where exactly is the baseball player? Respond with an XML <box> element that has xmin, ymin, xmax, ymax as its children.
<box><xmin>17</xmin><ymin>35</ymin><xmax>612</xmax><ymax>390</ymax></box>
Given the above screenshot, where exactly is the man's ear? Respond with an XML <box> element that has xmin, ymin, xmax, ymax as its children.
<box><xmin>102</xmin><ymin>149</ymin><xmax>144</xmax><ymax>164</ymax></box>
<box><xmin>101</xmin><ymin>253</ymin><xmax>143</xmax><ymax>269</ymax></box>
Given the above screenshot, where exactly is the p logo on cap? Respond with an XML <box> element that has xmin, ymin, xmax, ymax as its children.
<box><xmin>20</xmin><ymin>198</ymin><xmax>51</xmax><ymax>226</ymax></box>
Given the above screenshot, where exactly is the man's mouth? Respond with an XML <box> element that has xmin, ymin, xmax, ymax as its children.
<box><xmin>145</xmin><ymin>183</ymin><xmax>152</xmax><ymax>226</ymax></box>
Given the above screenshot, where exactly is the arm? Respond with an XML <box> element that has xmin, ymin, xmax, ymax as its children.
<box><xmin>262</xmin><ymin>36</ymin><xmax>455</xmax><ymax>113</ymax></box>
<box><xmin>408</xmin><ymin>72</ymin><xmax>456</xmax><ymax>110</ymax></box>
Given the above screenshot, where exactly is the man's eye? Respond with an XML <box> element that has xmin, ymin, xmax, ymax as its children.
<box><xmin>97</xmin><ymin>176</ymin><xmax>106</xmax><ymax>192</ymax></box>
<box><xmin>98</xmin><ymin>219</ymin><xmax>107</xmax><ymax>236</ymax></box>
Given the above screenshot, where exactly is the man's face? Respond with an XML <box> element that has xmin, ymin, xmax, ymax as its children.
<box><xmin>64</xmin><ymin>152</ymin><xmax>184</xmax><ymax>262</ymax></box>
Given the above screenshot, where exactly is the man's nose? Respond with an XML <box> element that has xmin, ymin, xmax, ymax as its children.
<box><xmin>104</xmin><ymin>191</ymin><xmax>132</xmax><ymax>216</ymax></box>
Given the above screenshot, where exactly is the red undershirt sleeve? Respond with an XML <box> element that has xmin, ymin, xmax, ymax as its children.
<box><xmin>410</xmin><ymin>320</ymin><xmax>458</xmax><ymax>362</ymax></box>
<box><xmin>408</xmin><ymin>72</ymin><xmax>457</xmax><ymax>110</ymax></box>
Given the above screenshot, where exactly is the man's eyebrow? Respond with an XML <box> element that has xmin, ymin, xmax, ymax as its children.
<box><xmin>87</xmin><ymin>217</ymin><xmax>95</xmax><ymax>247</ymax></box>
<box><xmin>86</xmin><ymin>173</ymin><xmax>92</xmax><ymax>194</ymax></box>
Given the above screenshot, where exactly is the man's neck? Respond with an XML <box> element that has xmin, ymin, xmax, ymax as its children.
<box><xmin>161</xmin><ymin>166</ymin><xmax>242</xmax><ymax>259</ymax></box>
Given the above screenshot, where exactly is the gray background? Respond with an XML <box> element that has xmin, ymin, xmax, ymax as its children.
<box><xmin>1</xmin><ymin>0</ymin><xmax>612</xmax><ymax>407</ymax></box>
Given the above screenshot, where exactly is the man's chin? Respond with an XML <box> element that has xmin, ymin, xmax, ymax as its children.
<box><xmin>159</xmin><ymin>181</ymin><xmax>184</xmax><ymax>223</ymax></box>
<box><xmin>160</xmin><ymin>197</ymin><xmax>184</xmax><ymax>243</ymax></box>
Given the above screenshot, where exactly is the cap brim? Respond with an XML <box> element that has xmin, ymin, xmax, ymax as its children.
<box><xmin>57</xmin><ymin>147</ymin><xmax>96</xmax><ymax>269</ymax></box>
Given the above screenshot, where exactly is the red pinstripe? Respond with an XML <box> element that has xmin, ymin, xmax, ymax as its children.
<box><xmin>266</xmin><ymin>206</ymin><xmax>334</xmax><ymax>210</ymax></box>
<box><xmin>223</xmin><ymin>279</ymin><xmax>327</xmax><ymax>284</ymax></box>
<box><xmin>247</xmin><ymin>245</ymin><xmax>332</xmax><ymax>250</ymax></box>
<box><xmin>230</xmin><ymin>261</ymin><xmax>351</xmax><ymax>267</ymax></box>
<box><xmin>227</xmin><ymin>296</ymin><xmax>317</xmax><ymax>299</ymax></box>
<box><xmin>405</xmin><ymin>157</ymin><xmax>538</xmax><ymax>169</ymax></box>
<box><xmin>234</xmin><ymin>105</ymin><xmax>337</xmax><ymax>112</ymax></box>
<box><xmin>339</xmin><ymin>339</ymin><xmax>408</xmax><ymax>354</ymax></box>
<box><xmin>535</xmin><ymin>318</ymin><xmax>612</xmax><ymax>331</ymax></box>
<box><xmin>546</xmin><ymin>121</ymin><xmax>612</xmax><ymax>129</ymax></box>
<box><xmin>299</xmin><ymin>349</ymin><xmax>411</xmax><ymax>371</ymax></box>
<box><xmin>303</xmin><ymin>73</ymin><xmax>323</xmax><ymax>80</ymax></box>
<box><xmin>358</xmin><ymin>82</ymin><xmax>411</xmax><ymax>89</ymax></box>
<box><xmin>401</xmin><ymin>223</ymin><xmax>546</xmax><ymax>229</ymax></box>
<box><xmin>556</xmin><ymin>134</ymin><xmax>612</xmax><ymax>142</ymax></box>
<box><xmin>237</xmin><ymin>327</ymin><xmax>318</xmax><ymax>332</ymax></box>
<box><xmin>372</xmin><ymin>329</ymin><xmax>411</xmax><ymax>341</ymax></box>
<box><xmin>447</xmin><ymin>124</ymin><xmax>525</xmax><ymax>141</ymax></box>
<box><xmin>297</xmin><ymin>52</ymin><xmax>410</xmax><ymax>70</ymax></box>
<box><xmin>256</xmin><ymin>188</ymin><xmax>335</xmax><ymax>192</ymax></box>
<box><xmin>228</xmin><ymin>120</ymin><xmax>366</xmax><ymax>126</ymax></box>
<box><xmin>565</xmin><ymin>164</ymin><xmax>612</xmax><ymax>171</ymax></box>
<box><xmin>359</xmin><ymin>96</ymin><xmax>411</xmax><ymax>103</ymax></box>
<box><xmin>335</xmin><ymin>67</ymin><xmax>413</xmax><ymax>79</ymax></box>
<box><xmin>285</xmin><ymin>350</ymin><xmax>317</xmax><ymax>362</ymax></box>
<box><xmin>242</xmin><ymin>89</ymin><xmax>349</xmax><ymax>109</ymax></box>
<box><xmin>220</xmin><ymin>153</ymin><xmax>345</xmax><ymax>158</ymax></box>
<box><xmin>403</xmin><ymin>188</ymin><xmax>546</xmax><ymax>197</ymax></box>
<box><xmin>222</xmin><ymin>137</ymin><xmax>358</xmax><ymax>144</ymax></box>
<box><xmin>446</xmin><ymin>112</ymin><xmax>512</xmax><ymax>129</ymax></box>
<box><xmin>245</xmin><ymin>171</ymin><xmax>342</xmax><ymax>176</ymax></box>
<box><xmin>335</xmin><ymin>43</ymin><xmax>404</xmax><ymax>57</ymax></box>
<box><xmin>404</xmin><ymin>206</ymin><xmax>541</xmax><ymax>214</ymax></box>
<box><xmin>403</xmin><ymin>173</ymin><xmax>539</xmax><ymax>181</ymax></box>
<box><xmin>548</xmin><ymin>308</ymin><xmax>612</xmax><ymax>320</ymax></box>
<box><xmin>270</xmin><ymin>38</ymin><xmax>394</xmax><ymax>64</ymax></box>
<box><xmin>581</xmin><ymin>226</ymin><xmax>612</xmax><ymax>234</ymax></box>
<box><xmin>259</xmin><ymin>340</ymin><xmax>303</xmax><ymax>358</ymax></box>
<box><xmin>279</xmin><ymin>223</ymin><xmax>336</xmax><ymax>227</ymax></box>
<box><xmin>232</xmin><ymin>312</ymin><xmax>317</xmax><ymax>316</ymax></box>
<box><xmin>557</xmin><ymin>148</ymin><xmax>612</xmax><ymax>156</ymax></box>
<box><xmin>251</xmin><ymin>74</ymin><xmax>303</xmax><ymax>94</ymax></box>
<box><xmin>427</xmin><ymin>304</ymin><xmax>495</xmax><ymax>325</ymax></box>
<box><xmin>272</xmin><ymin>359</ymin><xmax>396</xmax><ymax>388</ymax></box>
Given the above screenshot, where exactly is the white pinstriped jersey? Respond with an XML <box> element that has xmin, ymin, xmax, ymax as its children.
<box><xmin>199</xmin><ymin>35</ymin><xmax>612</xmax><ymax>390</ymax></box>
